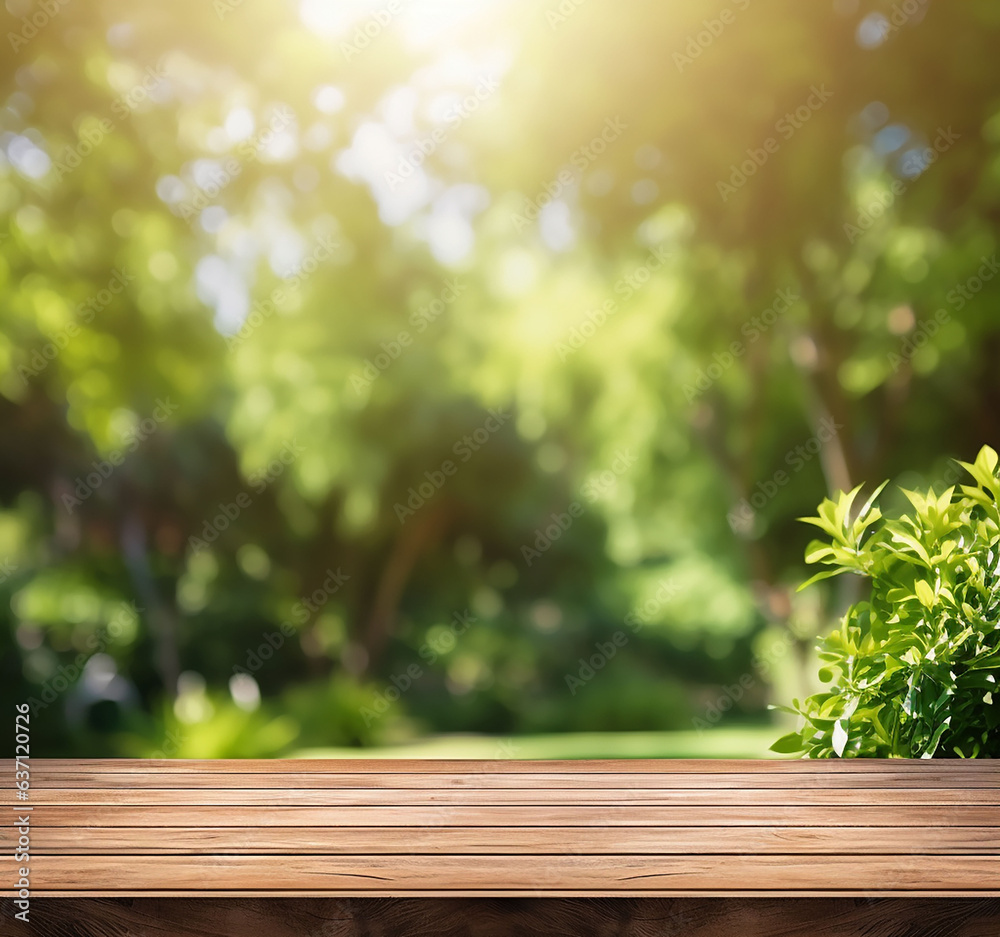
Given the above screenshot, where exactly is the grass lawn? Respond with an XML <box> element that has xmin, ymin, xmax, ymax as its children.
<box><xmin>295</xmin><ymin>726</ymin><xmax>782</xmax><ymax>760</ymax></box>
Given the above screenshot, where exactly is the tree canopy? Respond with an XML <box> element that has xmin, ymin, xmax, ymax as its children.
<box><xmin>2</xmin><ymin>0</ymin><xmax>998</xmax><ymax>756</ymax></box>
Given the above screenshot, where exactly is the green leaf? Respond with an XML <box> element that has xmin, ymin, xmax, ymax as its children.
<box><xmin>804</xmin><ymin>540</ymin><xmax>837</xmax><ymax>564</ymax></box>
<box><xmin>977</xmin><ymin>445</ymin><xmax>998</xmax><ymax>476</ymax></box>
<box><xmin>797</xmin><ymin>567</ymin><xmax>853</xmax><ymax>591</ymax></box>
<box><xmin>856</xmin><ymin>479</ymin><xmax>889</xmax><ymax>521</ymax></box>
<box><xmin>888</xmin><ymin>530</ymin><xmax>932</xmax><ymax>565</ymax></box>
<box><xmin>770</xmin><ymin>732</ymin><xmax>805</xmax><ymax>754</ymax></box>
<box><xmin>915</xmin><ymin>579</ymin><xmax>935</xmax><ymax>609</ymax></box>
<box><xmin>922</xmin><ymin>717</ymin><xmax>952</xmax><ymax>758</ymax></box>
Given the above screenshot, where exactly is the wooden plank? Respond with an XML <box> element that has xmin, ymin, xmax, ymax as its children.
<box><xmin>21</xmin><ymin>770</ymin><xmax>1000</xmax><ymax>790</ymax></box>
<box><xmin>25</xmin><ymin>824</ymin><xmax>1000</xmax><ymax>855</ymax></box>
<box><xmin>21</xmin><ymin>889</ymin><xmax>1000</xmax><ymax>898</ymax></box>
<box><xmin>13</xmin><ymin>757</ymin><xmax>1000</xmax><ymax>773</ymax></box>
<box><xmin>5</xmin><ymin>758</ymin><xmax>999</xmax><ymax>899</ymax></box>
<box><xmin>11</xmin><ymin>804</ymin><xmax>1000</xmax><ymax>827</ymax></box>
<box><xmin>14</xmin><ymin>786</ymin><xmax>993</xmax><ymax>806</ymax></box>
<box><xmin>13</xmin><ymin>854</ymin><xmax>1000</xmax><ymax>893</ymax></box>
<box><xmin>10</xmin><ymin>897</ymin><xmax>1000</xmax><ymax>937</ymax></box>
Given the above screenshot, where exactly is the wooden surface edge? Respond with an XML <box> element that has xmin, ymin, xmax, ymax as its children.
<box><xmin>7</xmin><ymin>889</ymin><xmax>1000</xmax><ymax>898</ymax></box>
<box><xmin>12</xmin><ymin>757</ymin><xmax>1000</xmax><ymax>773</ymax></box>
<box><xmin>5</xmin><ymin>896</ymin><xmax>1000</xmax><ymax>937</ymax></box>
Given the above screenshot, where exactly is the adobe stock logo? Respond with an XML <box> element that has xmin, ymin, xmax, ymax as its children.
<box><xmin>8</xmin><ymin>0</ymin><xmax>72</xmax><ymax>52</ymax></box>
<box><xmin>18</xmin><ymin>269</ymin><xmax>135</xmax><ymax>384</ymax></box>
<box><xmin>716</xmin><ymin>85</ymin><xmax>833</xmax><ymax>201</ymax></box>
<box><xmin>232</xmin><ymin>568</ymin><xmax>350</xmax><ymax>678</ymax></box>
<box><xmin>886</xmin><ymin>256</ymin><xmax>998</xmax><ymax>372</ymax></box>
<box><xmin>844</xmin><ymin>126</ymin><xmax>960</xmax><ymax>243</ymax></box>
<box><xmin>393</xmin><ymin>409</ymin><xmax>511</xmax><ymax>523</ymax></box>
<box><xmin>682</xmin><ymin>287</ymin><xmax>799</xmax><ymax>402</ymax></box>
<box><xmin>673</xmin><ymin>0</ymin><xmax>752</xmax><ymax>72</ymax></box>
<box><xmin>339</xmin><ymin>0</ymin><xmax>402</xmax><ymax>61</ymax></box>
<box><xmin>727</xmin><ymin>417</ymin><xmax>843</xmax><ymax>533</ymax></box>
<box><xmin>510</xmin><ymin>117</ymin><xmax>627</xmax><ymax>233</ymax></box>
<box><xmin>520</xmin><ymin>448</ymin><xmax>637</xmax><ymax>566</ymax></box>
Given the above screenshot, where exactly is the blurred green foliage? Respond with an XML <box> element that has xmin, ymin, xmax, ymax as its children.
<box><xmin>1</xmin><ymin>0</ymin><xmax>999</xmax><ymax>757</ymax></box>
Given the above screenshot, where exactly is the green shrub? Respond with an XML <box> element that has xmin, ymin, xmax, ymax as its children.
<box><xmin>772</xmin><ymin>446</ymin><xmax>1000</xmax><ymax>758</ymax></box>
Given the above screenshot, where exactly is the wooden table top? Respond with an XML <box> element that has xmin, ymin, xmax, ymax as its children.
<box><xmin>4</xmin><ymin>758</ymin><xmax>999</xmax><ymax>897</ymax></box>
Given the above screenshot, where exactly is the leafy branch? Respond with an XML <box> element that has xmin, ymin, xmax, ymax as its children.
<box><xmin>772</xmin><ymin>446</ymin><xmax>1000</xmax><ymax>758</ymax></box>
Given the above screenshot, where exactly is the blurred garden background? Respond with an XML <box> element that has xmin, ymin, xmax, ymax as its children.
<box><xmin>1</xmin><ymin>0</ymin><xmax>999</xmax><ymax>758</ymax></box>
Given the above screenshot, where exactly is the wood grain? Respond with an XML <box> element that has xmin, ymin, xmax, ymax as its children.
<box><xmin>20</xmin><ymin>770</ymin><xmax>1000</xmax><ymax>789</ymax></box>
<box><xmin>21</xmin><ymin>825</ymin><xmax>1000</xmax><ymax>855</ymax></box>
<box><xmin>13</xmin><ymin>786</ymin><xmax>993</xmax><ymax>806</ymax></box>
<box><xmin>3</xmin><ymin>758</ymin><xmax>998</xmax><ymax>898</ymax></box>
<box><xmin>5</xmin><ymin>897</ymin><xmax>1000</xmax><ymax>937</ymax></box>
<box><xmin>16</xmin><ymin>854</ymin><xmax>1000</xmax><ymax>892</ymax></box>
<box><xmin>11</xmin><ymin>804</ymin><xmax>999</xmax><ymax>827</ymax></box>
<box><xmin>14</xmin><ymin>758</ymin><xmax>1000</xmax><ymax>772</ymax></box>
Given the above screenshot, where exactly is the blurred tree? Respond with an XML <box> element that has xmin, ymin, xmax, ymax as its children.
<box><xmin>1</xmin><ymin>0</ymin><xmax>998</xmax><ymax>756</ymax></box>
